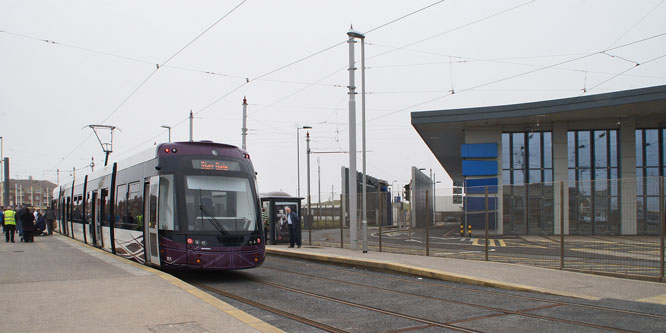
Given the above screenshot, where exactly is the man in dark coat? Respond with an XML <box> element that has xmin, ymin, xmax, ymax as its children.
<box><xmin>284</xmin><ymin>206</ymin><xmax>301</xmax><ymax>248</ymax></box>
<box><xmin>21</xmin><ymin>207</ymin><xmax>35</xmax><ymax>243</ymax></box>
<box><xmin>45</xmin><ymin>209</ymin><xmax>55</xmax><ymax>235</ymax></box>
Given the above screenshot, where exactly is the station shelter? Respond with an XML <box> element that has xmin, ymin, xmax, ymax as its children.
<box><xmin>260</xmin><ymin>191</ymin><xmax>303</xmax><ymax>244</ymax></box>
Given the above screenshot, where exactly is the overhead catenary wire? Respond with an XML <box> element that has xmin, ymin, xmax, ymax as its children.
<box><xmin>365</xmin><ymin>31</ymin><xmax>666</xmax><ymax>123</ymax></box>
<box><xmin>586</xmin><ymin>52</ymin><xmax>666</xmax><ymax>93</ymax></box>
<box><xmin>111</xmin><ymin>0</ymin><xmax>454</xmax><ymax>157</ymax></box>
<box><xmin>52</xmin><ymin>0</ymin><xmax>249</xmax><ymax>169</ymax></box>
<box><xmin>605</xmin><ymin>0</ymin><xmax>664</xmax><ymax>49</ymax></box>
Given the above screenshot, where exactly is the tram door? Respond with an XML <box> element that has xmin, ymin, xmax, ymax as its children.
<box><xmin>95</xmin><ymin>189</ymin><xmax>106</xmax><ymax>248</ymax></box>
<box><xmin>89</xmin><ymin>191</ymin><xmax>97</xmax><ymax>246</ymax></box>
<box><xmin>144</xmin><ymin>176</ymin><xmax>160</xmax><ymax>266</ymax></box>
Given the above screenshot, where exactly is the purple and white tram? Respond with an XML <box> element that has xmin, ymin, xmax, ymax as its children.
<box><xmin>53</xmin><ymin>141</ymin><xmax>265</xmax><ymax>270</ymax></box>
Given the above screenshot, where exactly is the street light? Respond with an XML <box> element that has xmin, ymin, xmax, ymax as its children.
<box><xmin>161</xmin><ymin>125</ymin><xmax>171</xmax><ymax>142</ymax></box>
<box><xmin>296</xmin><ymin>125</ymin><xmax>312</xmax><ymax>198</ymax></box>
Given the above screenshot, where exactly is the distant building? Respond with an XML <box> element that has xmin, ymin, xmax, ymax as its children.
<box><xmin>0</xmin><ymin>177</ymin><xmax>57</xmax><ymax>209</ymax></box>
<box><xmin>412</xmin><ymin>84</ymin><xmax>666</xmax><ymax>236</ymax></box>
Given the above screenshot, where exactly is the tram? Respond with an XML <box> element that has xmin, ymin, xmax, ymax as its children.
<box><xmin>53</xmin><ymin>141</ymin><xmax>265</xmax><ymax>270</ymax></box>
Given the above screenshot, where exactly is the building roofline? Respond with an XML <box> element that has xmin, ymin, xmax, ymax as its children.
<box><xmin>411</xmin><ymin>84</ymin><xmax>666</xmax><ymax>125</ymax></box>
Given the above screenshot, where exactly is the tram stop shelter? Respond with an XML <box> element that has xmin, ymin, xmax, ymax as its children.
<box><xmin>260</xmin><ymin>192</ymin><xmax>303</xmax><ymax>245</ymax></box>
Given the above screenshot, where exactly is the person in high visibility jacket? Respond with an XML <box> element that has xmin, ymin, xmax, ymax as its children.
<box><xmin>4</xmin><ymin>207</ymin><xmax>17</xmax><ymax>243</ymax></box>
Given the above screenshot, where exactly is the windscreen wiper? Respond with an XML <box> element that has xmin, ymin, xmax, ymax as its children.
<box><xmin>198</xmin><ymin>188</ymin><xmax>228</xmax><ymax>235</ymax></box>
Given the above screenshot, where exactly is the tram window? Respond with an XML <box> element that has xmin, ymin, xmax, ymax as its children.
<box><xmin>158</xmin><ymin>175</ymin><xmax>178</xmax><ymax>231</ymax></box>
<box><xmin>184</xmin><ymin>175</ymin><xmax>257</xmax><ymax>233</ymax></box>
<box><xmin>148</xmin><ymin>183</ymin><xmax>158</xmax><ymax>229</ymax></box>
<box><xmin>116</xmin><ymin>184</ymin><xmax>128</xmax><ymax>228</ymax></box>
<box><xmin>127</xmin><ymin>182</ymin><xmax>143</xmax><ymax>231</ymax></box>
<box><xmin>72</xmin><ymin>195</ymin><xmax>83</xmax><ymax>223</ymax></box>
<box><xmin>100</xmin><ymin>189</ymin><xmax>109</xmax><ymax>227</ymax></box>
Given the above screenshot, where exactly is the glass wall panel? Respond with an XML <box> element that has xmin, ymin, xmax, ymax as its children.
<box><xmin>512</xmin><ymin>133</ymin><xmax>525</xmax><ymax>170</ymax></box>
<box><xmin>529</xmin><ymin>170</ymin><xmax>541</xmax><ymax>183</ymax></box>
<box><xmin>568</xmin><ymin>129</ymin><xmax>619</xmax><ymax>235</ymax></box>
<box><xmin>645</xmin><ymin>129</ymin><xmax>659</xmax><ymax>167</ymax></box>
<box><xmin>544</xmin><ymin>132</ymin><xmax>553</xmax><ymax>169</ymax></box>
<box><xmin>528</xmin><ymin>133</ymin><xmax>541</xmax><ymax>169</ymax></box>
<box><xmin>610</xmin><ymin>131</ymin><xmax>618</xmax><ymax>168</ymax></box>
<box><xmin>594</xmin><ymin>131</ymin><xmax>607</xmax><ymax>167</ymax></box>
<box><xmin>568</xmin><ymin>132</ymin><xmax>576</xmax><ymax>168</ymax></box>
<box><xmin>502</xmin><ymin>131</ymin><xmax>553</xmax><ymax>234</ymax></box>
<box><xmin>502</xmin><ymin>133</ymin><xmax>510</xmax><ymax>169</ymax></box>
<box><xmin>578</xmin><ymin>131</ymin><xmax>591</xmax><ymax>168</ymax></box>
<box><xmin>635</xmin><ymin>128</ymin><xmax>665</xmax><ymax>235</ymax></box>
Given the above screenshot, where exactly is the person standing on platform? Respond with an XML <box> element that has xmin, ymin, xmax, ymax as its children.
<box><xmin>284</xmin><ymin>206</ymin><xmax>301</xmax><ymax>248</ymax></box>
<box><xmin>20</xmin><ymin>207</ymin><xmax>35</xmax><ymax>243</ymax></box>
<box><xmin>4</xmin><ymin>206</ymin><xmax>17</xmax><ymax>243</ymax></box>
<box><xmin>45</xmin><ymin>209</ymin><xmax>55</xmax><ymax>235</ymax></box>
<box><xmin>16</xmin><ymin>206</ymin><xmax>24</xmax><ymax>241</ymax></box>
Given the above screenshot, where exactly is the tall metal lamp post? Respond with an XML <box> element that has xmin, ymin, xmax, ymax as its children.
<box><xmin>296</xmin><ymin>125</ymin><xmax>312</xmax><ymax>198</ymax></box>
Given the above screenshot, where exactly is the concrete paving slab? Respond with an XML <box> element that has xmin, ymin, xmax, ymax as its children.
<box><xmin>0</xmin><ymin>234</ymin><xmax>283</xmax><ymax>333</ymax></box>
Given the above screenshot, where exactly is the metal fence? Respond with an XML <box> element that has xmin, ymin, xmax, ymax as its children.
<box><xmin>299</xmin><ymin>177</ymin><xmax>666</xmax><ymax>282</ymax></box>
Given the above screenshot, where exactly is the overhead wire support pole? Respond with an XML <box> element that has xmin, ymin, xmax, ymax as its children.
<box><xmin>360</xmin><ymin>31</ymin><xmax>368</xmax><ymax>254</ymax></box>
<box><xmin>307</xmin><ymin>131</ymin><xmax>312</xmax><ymax>245</ymax></box>
<box><xmin>347</xmin><ymin>27</ymin><xmax>362</xmax><ymax>251</ymax></box>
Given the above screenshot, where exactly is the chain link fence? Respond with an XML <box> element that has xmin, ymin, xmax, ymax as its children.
<box><xmin>300</xmin><ymin>177</ymin><xmax>666</xmax><ymax>282</ymax></box>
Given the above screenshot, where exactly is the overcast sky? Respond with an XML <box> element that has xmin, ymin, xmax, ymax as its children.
<box><xmin>1</xmin><ymin>0</ymin><xmax>665</xmax><ymax>200</ymax></box>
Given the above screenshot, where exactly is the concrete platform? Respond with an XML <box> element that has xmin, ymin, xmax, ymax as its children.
<box><xmin>266</xmin><ymin>245</ymin><xmax>666</xmax><ymax>305</ymax></box>
<box><xmin>0</xmin><ymin>234</ymin><xmax>282</xmax><ymax>333</ymax></box>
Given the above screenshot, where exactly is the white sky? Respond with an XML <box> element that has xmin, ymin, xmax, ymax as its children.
<box><xmin>1</xmin><ymin>0</ymin><xmax>665</xmax><ymax>200</ymax></box>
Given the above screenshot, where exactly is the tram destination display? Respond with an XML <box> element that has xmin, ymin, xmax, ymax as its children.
<box><xmin>192</xmin><ymin>159</ymin><xmax>240</xmax><ymax>171</ymax></box>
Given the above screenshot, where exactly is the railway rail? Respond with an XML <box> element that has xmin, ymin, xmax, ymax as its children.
<box><xmin>181</xmin><ymin>257</ymin><xmax>664</xmax><ymax>332</ymax></box>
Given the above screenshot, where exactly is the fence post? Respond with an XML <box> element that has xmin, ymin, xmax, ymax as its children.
<box><xmin>426</xmin><ymin>190</ymin><xmax>430</xmax><ymax>256</ymax></box>
<box><xmin>659</xmin><ymin>177</ymin><xmax>665</xmax><ymax>282</ymax></box>
<box><xmin>378</xmin><ymin>185</ymin><xmax>382</xmax><ymax>252</ymax></box>
<box><xmin>485</xmin><ymin>185</ymin><xmax>489</xmax><ymax>261</ymax></box>
<box><xmin>340</xmin><ymin>194</ymin><xmax>344</xmax><ymax>249</ymax></box>
<box><xmin>560</xmin><ymin>181</ymin><xmax>565</xmax><ymax>270</ymax></box>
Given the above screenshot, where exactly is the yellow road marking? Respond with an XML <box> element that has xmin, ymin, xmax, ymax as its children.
<box><xmin>471</xmin><ymin>239</ymin><xmax>506</xmax><ymax>247</ymax></box>
<box><xmin>638</xmin><ymin>294</ymin><xmax>666</xmax><ymax>305</ymax></box>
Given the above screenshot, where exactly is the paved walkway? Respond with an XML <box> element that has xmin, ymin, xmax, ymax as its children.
<box><xmin>0</xmin><ymin>234</ymin><xmax>281</xmax><ymax>333</ymax></box>
<box><xmin>266</xmin><ymin>245</ymin><xmax>666</xmax><ymax>305</ymax></box>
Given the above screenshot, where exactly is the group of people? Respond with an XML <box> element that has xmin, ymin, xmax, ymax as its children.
<box><xmin>1</xmin><ymin>206</ymin><xmax>54</xmax><ymax>243</ymax></box>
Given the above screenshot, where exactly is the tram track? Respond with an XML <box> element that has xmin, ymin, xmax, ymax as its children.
<box><xmin>194</xmin><ymin>283</ymin><xmax>346</xmax><ymax>333</ymax></box>
<box><xmin>256</xmin><ymin>265</ymin><xmax>638</xmax><ymax>333</ymax></box>
<box><xmin>194</xmin><ymin>279</ymin><xmax>482</xmax><ymax>332</ymax></box>
<box><xmin>269</xmin><ymin>256</ymin><xmax>666</xmax><ymax>320</ymax></box>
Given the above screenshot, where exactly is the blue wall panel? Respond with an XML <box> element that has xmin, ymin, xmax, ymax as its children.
<box><xmin>462</xmin><ymin>160</ymin><xmax>497</xmax><ymax>176</ymax></box>
<box><xmin>464</xmin><ymin>178</ymin><xmax>498</xmax><ymax>194</ymax></box>
<box><xmin>461</xmin><ymin>143</ymin><xmax>497</xmax><ymax>158</ymax></box>
<box><xmin>465</xmin><ymin>197</ymin><xmax>497</xmax><ymax>211</ymax></box>
<box><xmin>466</xmin><ymin>212</ymin><xmax>497</xmax><ymax>229</ymax></box>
